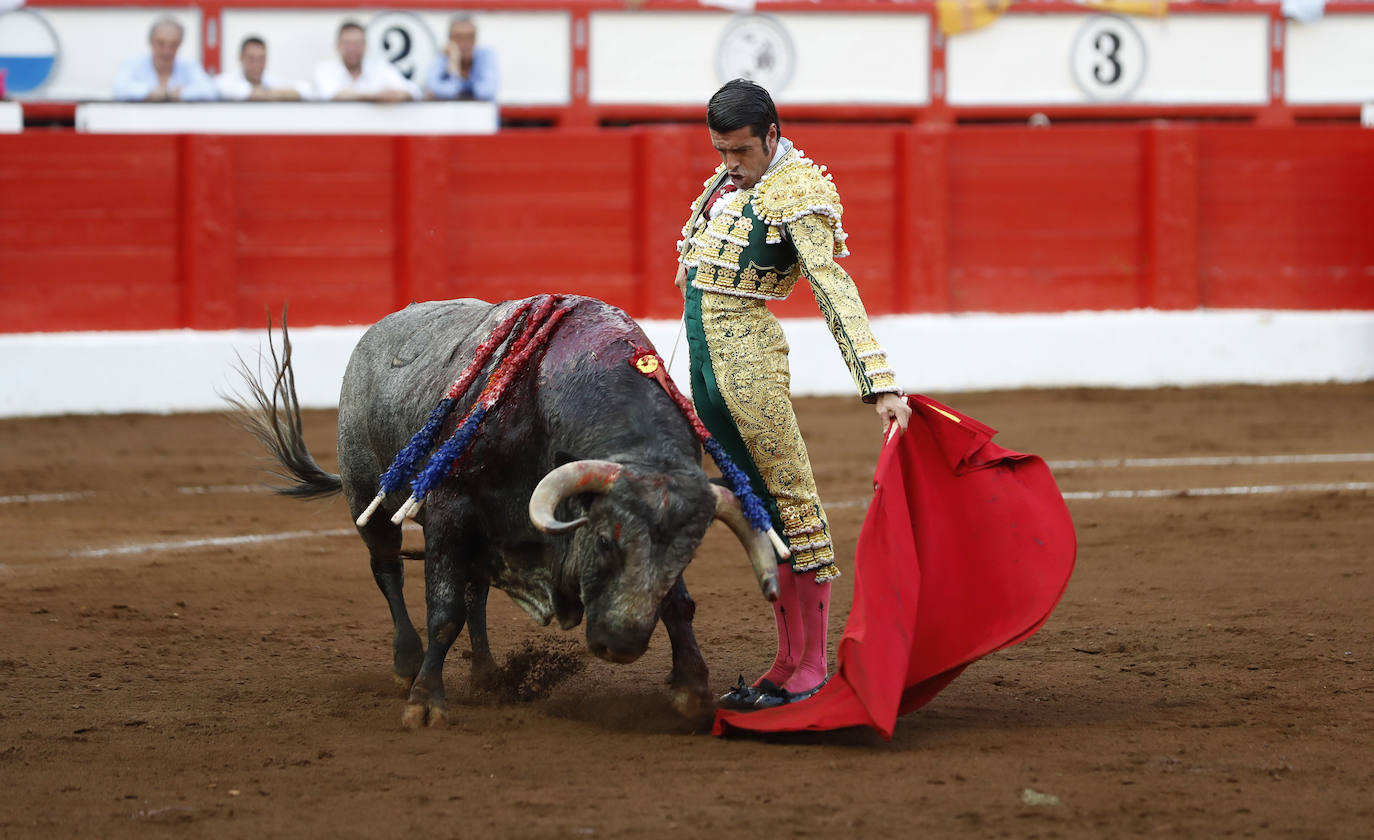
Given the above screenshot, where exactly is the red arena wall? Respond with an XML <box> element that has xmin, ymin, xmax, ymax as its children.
<box><xmin>3</xmin><ymin>122</ymin><xmax>1372</xmax><ymax>334</ymax></box>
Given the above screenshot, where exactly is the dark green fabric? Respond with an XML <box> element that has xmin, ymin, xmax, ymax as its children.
<box><xmin>683</xmin><ymin>272</ymin><xmax>787</xmax><ymax>540</ymax></box>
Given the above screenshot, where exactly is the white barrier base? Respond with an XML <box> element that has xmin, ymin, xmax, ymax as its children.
<box><xmin>74</xmin><ymin>101</ymin><xmax>500</xmax><ymax>135</ymax></box>
<box><xmin>0</xmin><ymin>102</ymin><xmax>21</xmax><ymax>133</ymax></box>
<box><xmin>1</xmin><ymin>309</ymin><xmax>1371</xmax><ymax>417</ymax></box>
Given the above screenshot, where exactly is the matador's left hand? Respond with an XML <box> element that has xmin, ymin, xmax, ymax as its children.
<box><xmin>875</xmin><ymin>392</ymin><xmax>912</xmax><ymax>435</ymax></box>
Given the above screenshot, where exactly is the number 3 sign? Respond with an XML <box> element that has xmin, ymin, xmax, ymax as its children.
<box><xmin>1070</xmin><ymin>15</ymin><xmax>1146</xmax><ymax>101</ymax></box>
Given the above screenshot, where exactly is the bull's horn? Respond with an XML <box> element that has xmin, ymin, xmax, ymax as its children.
<box><xmin>528</xmin><ymin>460</ymin><xmax>624</xmax><ymax>535</ymax></box>
<box><xmin>712</xmin><ymin>485</ymin><xmax>780</xmax><ymax>602</ymax></box>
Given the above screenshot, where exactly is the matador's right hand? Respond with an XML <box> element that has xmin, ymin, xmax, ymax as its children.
<box><xmin>674</xmin><ymin>264</ymin><xmax>687</xmax><ymax>299</ymax></box>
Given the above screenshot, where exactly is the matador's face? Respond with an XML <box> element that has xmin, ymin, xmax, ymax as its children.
<box><xmin>709</xmin><ymin>123</ymin><xmax>778</xmax><ymax>191</ymax></box>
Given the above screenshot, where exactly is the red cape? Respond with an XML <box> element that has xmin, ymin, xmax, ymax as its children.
<box><xmin>714</xmin><ymin>395</ymin><xmax>1077</xmax><ymax>738</ymax></box>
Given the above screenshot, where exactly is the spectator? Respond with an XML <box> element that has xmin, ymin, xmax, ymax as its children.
<box><xmin>113</xmin><ymin>16</ymin><xmax>217</xmax><ymax>102</ymax></box>
<box><xmin>424</xmin><ymin>15</ymin><xmax>498</xmax><ymax>102</ymax></box>
<box><xmin>312</xmin><ymin>20</ymin><xmax>419</xmax><ymax>102</ymax></box>
<box><xmin>216</xmin><ymin>36</ymin><xmax>306</xmax><ymax>101</ymax></box>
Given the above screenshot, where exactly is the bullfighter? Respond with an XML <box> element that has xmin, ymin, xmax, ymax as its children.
<box><xmin>674</xmin><ymin>79</ymin><xmax>912</xmax><ymax>709</ymax></box>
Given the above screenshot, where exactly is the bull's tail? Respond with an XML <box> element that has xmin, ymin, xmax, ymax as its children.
<box><xmin>225</xmin><ymin>312</ymin><xmax>343</xmax><ymax>500</ymax></box>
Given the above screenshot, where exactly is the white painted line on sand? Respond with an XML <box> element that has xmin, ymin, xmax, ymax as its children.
<box><xmin>1048</xmin><ymin>453</ymin><xmax>1374</xmax><ymax>470</ymax></box>
<box><xmin>70</xmin><ymin>528</ymin><xmax>358</xmax><ymax>558</ymax></box>
<box><xmin>68</xmin><ymin>521</ymin><xmax>425</xmax><ymax>558</ymax></box>
<box><xmin>829</xmin><ymin>480</ymin><xmax>1374</xmax><ymax>510</ymax></box>
<box><xmin>1</xmin><ymin>484</ymin><xmax>267</xmax><ymax>505</ymax></box>
<box><xmin>174</xmin><ymin>484</ymin><xmax>266</xmax><ymax>495</ymax></box>
<box><xmin>48</xmin><ymin>480</ymin><xmax>1374</xmax><ymax>559</ymax></box>
<box><xmin>0</xmin><ymin>491</ymin><xmax>96</xmax><ymax>505</ymax></box>
<box><xmin>10</xmin><ymin>453</ymin><xmax>1373</xmax><ymax>508</ymax></box>
<box><xmin>1061</xmin><ymin>481</ymin><xmax>1374</xmax><ymax>501</ymax></box>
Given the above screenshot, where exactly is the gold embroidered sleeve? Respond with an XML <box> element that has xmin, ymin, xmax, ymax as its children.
<box><xmin>788</xmin><ymin>214</ymin><xmax>901</xmax><ymax>403</ymax></box>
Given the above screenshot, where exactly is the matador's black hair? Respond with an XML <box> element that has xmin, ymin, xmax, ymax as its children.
<box><xmin>707</xmin><ymin>79</ymin><xmax>780</xmax><ymax>142</ymax></box>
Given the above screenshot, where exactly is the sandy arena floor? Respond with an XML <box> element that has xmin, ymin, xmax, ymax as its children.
<box><xmin>1</xmin><ymin>384</ymin><xmax>1371</xmax><ymax>838</ymax></box>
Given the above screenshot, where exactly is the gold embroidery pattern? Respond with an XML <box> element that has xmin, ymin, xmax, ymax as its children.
<box><xmin>737</xmin><ymin>266</ymin><xmax>760</xmax><ymax>295</ymax></box>
<box><xmin>680</xmin><ymin>150</ymin><xmax>898</xmax><ymax>399</ymax></box>
<box><xmin>677</xmin><ymin>148</ymin><xmax>867</xmax><ymax>311</ymax></box>
<box><xmin>788</xmin><ymin>214</ymin><xmax>901</xmax><ymax>402</ymax></box>
<box><xmin>752</xmin><ymin>150</ymin><xmax>849</xmax><ymax>259</ymax></box>
<box><xmin>683</xmin><ymin>190</ymin><xmax>798</xmax><ymax>299</ymax></box>
<box><xmin>780</xmin><ymin>503</ymin><xmax>841</xmax><ymax>582</ymax></box>
<box><xmin>699</xmin><ymin>291</ymin><xmax>838</xmax><ymax>583</ymax></box>
<box><xmin>677</xmin><ymin>165</ymin><xmax>728</xmax><ymax>264</ymax></box>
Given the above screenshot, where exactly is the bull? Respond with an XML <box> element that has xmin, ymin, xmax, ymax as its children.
<box><xmin>233</xmin><ymin>296</ymin><xmax>778</xmax><ymax>728</ymax></box>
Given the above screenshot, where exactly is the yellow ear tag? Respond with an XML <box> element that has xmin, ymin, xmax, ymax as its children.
<box><xmin>636</xmin><ymin>355</ymin><xmax>660</xmax><ymax>374</ymax></box>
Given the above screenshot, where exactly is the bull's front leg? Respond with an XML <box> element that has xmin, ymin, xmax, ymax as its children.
<box><xmin>463</xmin><ymin>579</ymin><xmax>500</xmax><ymax>692</ymax></box>
<box><xmin>402</xmin><ymin>520</ymin><xmax>471</xmax><ymax>730</ymax></box>
<box><xmin>660</xmin><ymin>575</ymin><xmax>710</xmax><ymax>718</ymax></box>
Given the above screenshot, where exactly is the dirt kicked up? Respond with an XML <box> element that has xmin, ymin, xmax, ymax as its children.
<box><xmin>1</xmin><ymin>384</ymin><xmax>1371</xmax><ymax>838</ymax></box>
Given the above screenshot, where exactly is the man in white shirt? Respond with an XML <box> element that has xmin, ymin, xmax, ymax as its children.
<box><xmin>112</xmin><ymin>16</ymin><xmax>217</xmax><ymax>102</ymax></box>
<box><xmin>312</xmin><ymin>20</ymin><xmax>419</xmax><ymax>102</ymax></box>
<box><xmin>216</xmin><ymin>36</ymin><xmax>306</xmax><ymax>101</ymax></box>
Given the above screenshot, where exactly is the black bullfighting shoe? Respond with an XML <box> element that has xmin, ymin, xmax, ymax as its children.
<box><xmin>717</xmin><ymin>676</ymin><xmax>783</xmax><ymax>711</ymax></box>
<box><xmin>752</xmin><ymin>677</ymin><xmax>829</xmax><ymax>709</ymax></box>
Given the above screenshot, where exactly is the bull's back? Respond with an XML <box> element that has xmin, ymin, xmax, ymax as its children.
<box><xmin>333</xmin><ymin>295</ymin><xmax>647</xmax><ymax>497</ymax></box>
<box><xmin>336</xmin><ymin>299</ymin><xmax>508</xmax><ymax>491</ymax></box>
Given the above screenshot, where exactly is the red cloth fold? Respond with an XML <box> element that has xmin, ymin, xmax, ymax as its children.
<box><xmin>713</xmin><ymin>395</ymin><xmax>1077</xmax><ymax>738</ymax></box>
<box><xmin>705</xmin><ymin>181</ymin><xmax>738</xmax><ymax>209</ymax></box>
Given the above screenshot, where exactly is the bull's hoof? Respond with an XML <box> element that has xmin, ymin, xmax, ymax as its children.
<box><xmin>400</xmin><ymin>703</ymin><xmax>426</xmax><ymax>731</ymax></box>
<box><xmin>400</xmin><ymin>701</ymin><xmax>450</xmax><ymax>730</ymax></box>
<box><xmin>670</xmin><ymin>685</ymin><xmax>711</xmax><ymax>719</ymax></box>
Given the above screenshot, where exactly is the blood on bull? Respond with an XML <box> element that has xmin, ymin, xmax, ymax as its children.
<box><xmin>231</xmin><ymin>294</ymin><xmax>779</xmax><ymax>728</ymax></box>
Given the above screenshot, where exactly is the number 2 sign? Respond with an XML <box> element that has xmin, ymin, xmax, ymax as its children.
<box><xmin>1070</xmin><ymin>15</ymin><xmax>1147</xmax><ymax>101</ymax></box>
<box><xmin>366</xmin><ymin>11</ymin><xmax>438</xmax><ymax>82</ymax></box>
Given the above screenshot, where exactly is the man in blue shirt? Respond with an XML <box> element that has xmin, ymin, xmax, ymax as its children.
<box><xmin>113</xmin><ymin>16</ymin><xmax>217</xmax><ymax>102</ymax></box>
<box><xmin>424</xmin><ymin>15</ymin><xmax>498</xmax><ymax>102</ymax></box>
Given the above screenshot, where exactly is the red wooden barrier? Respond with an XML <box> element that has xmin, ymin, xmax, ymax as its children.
<box><xmin>2</xmin><ymin>123</ymin><xmax>1372</xmax><ymax>334</ymax></box>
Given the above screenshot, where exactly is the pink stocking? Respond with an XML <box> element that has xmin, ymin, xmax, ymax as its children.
<box><xmin>755</xmin><ymin>564</ymin><xmax>802</xmax><ymax>687</ymax></box>
<box><xmin>782</xmin><ymin>578</ymin><xmax>831</xmax><ymax>693</ymax></box>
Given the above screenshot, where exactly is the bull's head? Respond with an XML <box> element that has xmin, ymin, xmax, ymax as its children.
<box><xmin>528</xmin><ymin>460</ymin><xmax>778</xmax><ymax>663</ymax></box>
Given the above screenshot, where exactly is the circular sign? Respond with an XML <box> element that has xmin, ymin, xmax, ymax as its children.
<box><xmin>1070</xmin><ymin>14</ymin><xmax>1146</xmax><ymax>102</ymax></box>
<box><xmin>366</xmin><ymin>12</ymin><xmax>437</xmax><ymax>82</ymax></box>
<box><xmin>714</xmin><ymin>14</ymin><xmax>795</xmax><ymax>95</ymax></box>
<box><xmin>0</xmin><ymin>9</ymin><xmax>60</xmax><ymax>95</ymax></box>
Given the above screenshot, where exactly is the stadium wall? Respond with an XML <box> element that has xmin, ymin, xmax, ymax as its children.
<box><xmin>4</xmin><ymin>123</ymin><xmax>1372</xmax><ymax>331</ymax></box>
<box><xmin>2</xmin><ymin>122</ymin><xmax>1372</xmax><ymax>415</ymax></box>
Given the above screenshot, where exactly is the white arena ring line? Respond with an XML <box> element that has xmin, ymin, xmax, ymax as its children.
<box><xmin>174</xmin><ymin>484</ymin><xmax>267</xmax><ymax>495</ymax></box>
<box><xmin>1060</xmin><ymin>481</ymin><xmax>1374</xmax><ymax>501</ymax></box>
<box><xmin>825</xmin><ymin>480</ymin><xmax>1374</xmax><ymax>510</ymax></box>
<box><xmin>9</xmin><ymin>453</ymin><xmax>1374</xmax><ymax>508</ymax></box>
<box><xmin>0</xmin><ymin>491</ymin><xmax>97</xmax><ymax>505</ymax></box>
<box><xmin>70</xmin><ymin>528</ymin><xmax>359</xmax><ymax>558</ymax></box>
<box><xmin>66</xmin><ymin>480</ymin><xmax>1373</xmax><ymax>558</ymax></box>
<box><xmin>1047</xmin><ymin>453</ymin><xmax>1374</xmax><ymax>470</ymax></box>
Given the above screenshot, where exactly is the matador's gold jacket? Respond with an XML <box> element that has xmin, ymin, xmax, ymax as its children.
<box><xmin>676</xmin><ymin>144</ymin><xmax>900</xmax><ymax>402</ymax></box>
